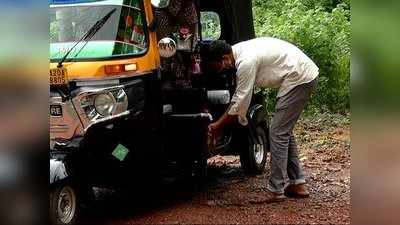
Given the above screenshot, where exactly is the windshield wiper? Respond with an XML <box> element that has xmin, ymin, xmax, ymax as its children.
<box><xmin>57</xmin><ymin>8</ymin><xmax>117</xmax><ymax>68</ymax></box>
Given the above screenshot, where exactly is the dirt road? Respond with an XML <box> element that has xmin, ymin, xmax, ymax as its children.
<box><xmin>83</xmin><ymin>113</ymin><xmax>350</xmax><ymax>224</ymax></box>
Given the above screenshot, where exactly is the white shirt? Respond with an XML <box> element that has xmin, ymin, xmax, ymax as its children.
<box><xmin>228</xmin><ymin>37</ymin><xmax>319</xmax><ymax>125</ymax></box>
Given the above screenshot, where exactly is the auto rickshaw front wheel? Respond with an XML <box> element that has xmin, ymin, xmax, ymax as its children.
<box><xmin>240</xmin><ymin>126</ymin><xmax>268</xmax><ymax>174</ymax></box>
<box><xmin>50</xmin><ymin>183</ymin><xmax>79</xmax><ymax>225</ymax></box>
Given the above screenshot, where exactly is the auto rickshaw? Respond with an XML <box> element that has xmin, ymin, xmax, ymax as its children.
<box><xmin>49</xmin><ymin>0</ymin><xmax>269</xmax><ymax>224</ymax></box>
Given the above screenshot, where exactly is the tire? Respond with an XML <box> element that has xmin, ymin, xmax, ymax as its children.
<box><xmin>240</xmin><ymin>126</ymin><xmax>268</xmax><ymax>174</ymax></box>
<box><xmin>50</xmin><ymin>183</ymin><xmax>79</xmax><ymax>225</ymax></box>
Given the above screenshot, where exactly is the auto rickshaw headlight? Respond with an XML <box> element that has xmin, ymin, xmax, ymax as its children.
<box><xmin>94</xmin><ymin>93</ymin><xmax>116</xmax><ymax>116</ymax></box>
<box><xmin>77</xmin><ymin>88</ymin><xmax>128</xmax><ymax>125</ymax></box>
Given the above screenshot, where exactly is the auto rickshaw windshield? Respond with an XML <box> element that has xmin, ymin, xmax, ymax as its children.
<box><xmin>50</xmin><ymin>0</ymin><xmax>147</xmax><ymax>61</ymax></box>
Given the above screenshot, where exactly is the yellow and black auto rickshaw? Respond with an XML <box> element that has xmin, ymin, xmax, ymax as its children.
<box><xmin>49</xmin><ymin>0</ymin><xmax>268</xmax><ymax>224</ymax></box>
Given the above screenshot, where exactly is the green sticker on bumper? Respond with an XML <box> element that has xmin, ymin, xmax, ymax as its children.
<box><xmin>112</xmin><ymin>144</ymin><xmax>129</xmax><ymax>161</ymax></box>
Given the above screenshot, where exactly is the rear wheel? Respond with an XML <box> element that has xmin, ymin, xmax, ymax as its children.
<box><xmin>240</xmin><ymin>126</ymin><xmax>268</xmax><ymax>174</ymax></box>
<box><xmin>50</xmin><ymin>183</ymin><xmax>78</xmax><ymax>225</ymax></box>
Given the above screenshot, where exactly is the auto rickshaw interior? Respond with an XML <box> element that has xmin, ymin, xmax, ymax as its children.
<box><xmin>155</xmin><ymin>0</ymin><xmax>255</xmax><ymax>112</ymax></box>
<box><xmin>150</xmin><ymin>0</ymin><xmax>257</xmax><ymax>176</ymax></box>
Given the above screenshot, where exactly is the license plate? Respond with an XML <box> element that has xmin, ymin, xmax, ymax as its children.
<box><xmin>50</xmin><ymin>105</ymin><xmax>63</xmax><ymax>117</ymax></box>
<box><xmin>50</xmin><ymin>67</ymin><xmax>67</xmax><ymax>85</ymax></box>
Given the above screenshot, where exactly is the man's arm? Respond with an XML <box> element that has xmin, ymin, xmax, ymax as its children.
<box><xmin>208</xmin><ymin>102</ymin><xmax>237</xmax><ymax>138</ymax></box>
<box><xmin>208</xmin><ymin>57</ymin><xmax>257</xmax><ymax>137</ymax></box>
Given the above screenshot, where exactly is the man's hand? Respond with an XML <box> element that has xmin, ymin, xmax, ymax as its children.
<box><xmin>207</xmin><ymin>122</ymin><xmax>221</xmax><ymax>148</ymax></box>
<box><xmin>208</xmin><ymin>122</ymin><xmax>222</xmax><ymax>139</ymax></box>
<box><xmin>207</xmin><ymin>106</ymin><xmax>237</xmax><ymax>148</ymax></box>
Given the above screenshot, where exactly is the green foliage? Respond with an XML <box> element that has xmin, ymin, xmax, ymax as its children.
<box><xmin>300</xmin><ymin>0</ymin><xmax>350</xmax><ymax>12</ymax></box>
<box><xmin>253</xmin><ymin>0</ymin><xmax>350</xmax><ymax>113</ymax></box>
<box><xmin>200</xmin><ymin>12</ymin><xmax>221</xmax><ymax>40</ymax></box>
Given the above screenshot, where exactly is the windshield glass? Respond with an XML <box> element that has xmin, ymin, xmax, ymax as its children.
<box><xmin>50</xmin><ymin>0</ymin><xmax>147</xmax><ymax>61</ymax></box>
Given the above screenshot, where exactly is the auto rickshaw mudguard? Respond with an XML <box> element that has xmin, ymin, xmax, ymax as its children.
<box><xmin>50</xmin><ymin>143</ymin><xmax>84</xmax><ymax>186</ymax></box>
<box><xmin>247</xmin><ymin>104</ymin><xmax>268</xmax><ymax>126</ymax></box>
<box><xmin>247</xmin><ymin>104</ymin><xmax>270</xmax><ymax>149</ymax></box>
<box><xmin>50</xmin><ymin>155</ymin><xmax>70</xmax><ymax>185</ymax></box>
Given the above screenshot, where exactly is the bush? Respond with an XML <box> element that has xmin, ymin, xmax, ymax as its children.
<box><xmin>253</xmin><ymin>0</ymin><xmax>350</xmax><ymax>113</ymax></box>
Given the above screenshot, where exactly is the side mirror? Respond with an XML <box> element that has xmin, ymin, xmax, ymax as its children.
<box><xmin>158</xmin><ymin>38</ymin><xmax>176</xmax><ymax>58</ymax></box>
<box><xmin>151</xmin><ymin>0</ymin><xmax>170</xmax><ymax>9</ymax></box>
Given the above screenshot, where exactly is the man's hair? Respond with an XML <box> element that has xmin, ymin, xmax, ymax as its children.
<box><xmin>208</xmin><ymin>40</ymin><xmax>232</xmax><ymax>62</ymax></box>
